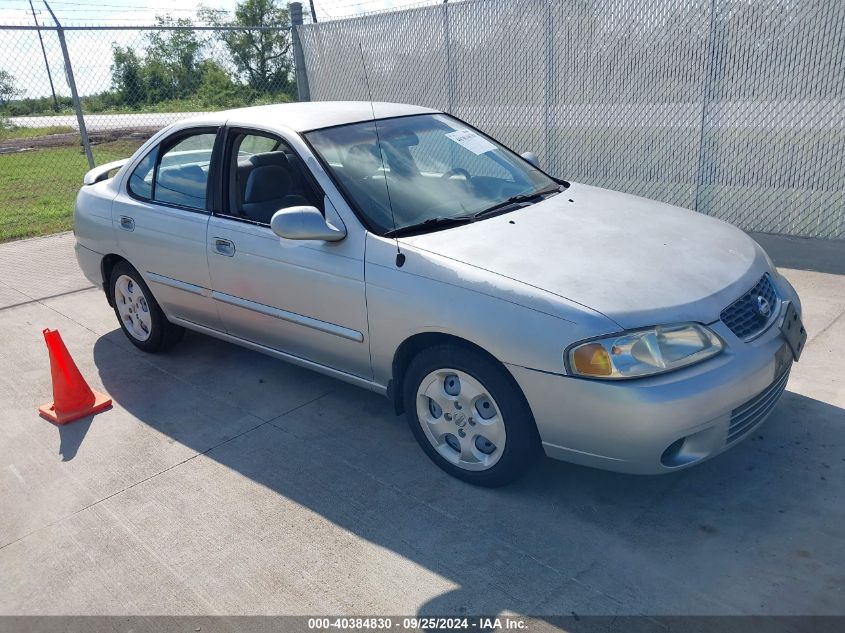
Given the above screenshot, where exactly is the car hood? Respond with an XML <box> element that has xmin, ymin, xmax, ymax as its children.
<box><xmin>402</xmin><ymin>182</ymin><xmax>771</xmax><ymax>329</ymax></box>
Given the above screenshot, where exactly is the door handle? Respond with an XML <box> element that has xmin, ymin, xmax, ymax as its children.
<box><xmin>119</xmin><ymin>216</ymin><xmax>135</xmax><ymax>231</ymax></box>
<box><xmin>214</xmin><ymin>238</ymin><xmax>235</xmax><ymax>257</ymax></box>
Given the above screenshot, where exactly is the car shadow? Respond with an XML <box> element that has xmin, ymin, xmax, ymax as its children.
<box><xmin>750</xmin><ymin>232</ymin><xmax>845</xmax><ymax>275</ymax></box>
<box><xmin>91</xmin><ymin>330</ymin><xmax>845</xmax><ymax>619</ymax></box>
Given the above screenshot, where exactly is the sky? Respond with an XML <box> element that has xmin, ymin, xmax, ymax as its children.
<box><xmin>0</xmin><ymin>0</ymin><xmax>441</xmax><ymax>99</ymax></box>
<box><xmin>0</xmin><ymin>0</ymin><xmax>431</xmax><ymax>27</ymax></box>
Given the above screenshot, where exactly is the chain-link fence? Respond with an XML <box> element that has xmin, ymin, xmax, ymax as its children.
<box><xmin>0</xmin><ymin>13</ymin><xmax>298</xmax><ymax>242</ymax></box>
<box><xmin>1</xmin><ymin>24</ymin><xmax>87</xmax><ymax>242</ymax></box>
<box><xmin>298</xmin><ymin>0</ymin><xmax>845</xmax><ymax>240</ymax></box>
<box><xmin>1</xmin><ymin>0</ymin><xmax>843</xmax><ymax>242</ymax></box>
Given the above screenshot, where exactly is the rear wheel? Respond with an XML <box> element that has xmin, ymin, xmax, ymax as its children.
<box><xmin>403</xmin><ymin>344</ymin><xmax>541</xmax><ymax>487</ymax></box>
<box><xmin>110</xmin><ymin>261</ymin><xmax>184</xmax><ymax>353</ymax></box>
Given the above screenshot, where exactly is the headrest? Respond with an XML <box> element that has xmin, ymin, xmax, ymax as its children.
<box><xmin>244</xmin><ymin>165</ymin><xmax>291</xmax><ymax>203</ymax></box>
<box><xmin>344</xmin><ymin>144</ymin><xmax>381</xmax><ymax>180</ymax></box>
<box><xmin>384</xmin><ymin>129</ymin><xmax>419</xmax><ymax>146</ymax></box>
<box><xmin>249</xmin><ymin>151</ymin><xmax>290</xmax><ymax>168</ymax></box>
<box><xmin>156</xmin><ymin>164</ymin><xmax>207</xmax><ymax>206</ymax></box>
<box><xmin>348</xmin><ymin>144</ymin><xmax>380</xmax><ymax>161</ymax></box>
<box><xmin>159</xmin><ymin>164</ymin><xmax>205</xmax><ymax>184</ymax></box>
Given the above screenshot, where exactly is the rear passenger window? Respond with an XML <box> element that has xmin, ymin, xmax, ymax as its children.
<box><xmin>154</xmin><ymin>133</ymin><xmax>216</xmax><ymax>209</ymax></box>
<box><xmin>128</xmin><ymin>147</ymin><xmax>157</xmax><ymax>199</ymax></box>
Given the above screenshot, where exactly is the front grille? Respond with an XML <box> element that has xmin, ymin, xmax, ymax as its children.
<box><xmin>720</xmin><ymin>274</ymin><xmax>779</xmax><ymax>340</ymax></box>
<box><xmin>727</xmin><ymin>368</ymin><xmax>790</xmax><ymax>444</ymax></box>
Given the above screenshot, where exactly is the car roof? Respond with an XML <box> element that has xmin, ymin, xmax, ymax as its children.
<box><xmin>184</xmin><ymin>101</ymin><xmax>440</xmax><ymax>133</ymax></box>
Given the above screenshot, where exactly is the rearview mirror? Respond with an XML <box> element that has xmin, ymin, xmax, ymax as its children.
<box><xmin>521</xmin><ymin>151</ymin><xmax>540</xmax><ymax>168</ymax></box>
<box><xmin>270</xmin><ymin>206</ymin><xmax>346</xmax><ymax>242</ymax></box>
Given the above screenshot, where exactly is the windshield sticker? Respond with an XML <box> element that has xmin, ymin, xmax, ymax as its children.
<box><xmin>445</xmin><ymin>129</ymin><xmax>497</xmax><ymax>155</ymax></box>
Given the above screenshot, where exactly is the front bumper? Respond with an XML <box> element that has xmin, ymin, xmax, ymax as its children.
<box><xmin>508</xmin><ymin>278</ymin><xmax>802</xmax><ymax>475</ymax></box>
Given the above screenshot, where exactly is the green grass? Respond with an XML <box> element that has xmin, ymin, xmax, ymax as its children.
<box><xmin>0</xmin><ymin>125</ymin><xmax>75</xmax><ymax>141</ymax></box>
<box><xmin>0</xmin><ymin>139</ymin><xmax>143</xmax><ymax>242</ymax></box>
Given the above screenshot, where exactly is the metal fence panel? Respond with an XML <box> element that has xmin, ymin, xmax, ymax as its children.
<box><xmin>548</xmin><ymin>0</ymin><xmax>711</xmax><ymax>210</ymax></box>
<box><xmin>298</xmin><ymin>0</ymin><xmax>845</xmax><ymax>239</ymax></box>
<box><xmin>301</xmin><ymin>5</ymin><xmax>450</xmax><ymax>107</ymax></box>
<box><xmin>696</xmin><ymin>0</ymin><xmax>845</xmax><ymax>239</ymax></box>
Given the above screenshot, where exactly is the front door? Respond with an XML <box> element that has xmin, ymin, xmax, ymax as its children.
<box><xmin>206</xmin><ymin>128</ymin><xmax>371</xmax><ymax>379</ymax></box>
<box><xmin>112</xmin><ymin>127</ymin><xmax>223</xmax><ymax>331</ymax></box>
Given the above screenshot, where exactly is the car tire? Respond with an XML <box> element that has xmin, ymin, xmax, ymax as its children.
<box><xmin>109</xmin><ymin>261</ymin><xmax>184</xmax><ymax>353</ymax></box>
<box><xmin>403</xmin><ymin>344</ymin><xmax>541</xmax><ymax>487</ymax></box>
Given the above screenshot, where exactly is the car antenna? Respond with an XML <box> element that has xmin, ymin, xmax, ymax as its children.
<box><xmin>358</xmin><ymin>42</ymin><xmax>405</xmax><ymax>268</ymax></box>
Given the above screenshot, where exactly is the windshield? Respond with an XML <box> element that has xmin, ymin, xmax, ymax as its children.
<box><xmin>305</xmin><ymin>113</ymin><xmax>559</xmax><ymax>235</ymax></box>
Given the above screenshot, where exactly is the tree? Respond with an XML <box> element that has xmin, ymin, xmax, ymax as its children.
<box><xmin>197</xmin><ymin>59</ymin><xmax>241</xmax><ymax>108</ymax></box>
<box><xmin>201</xmin><ymin>0</ymin><xmax>293</xmax><ymax>95</ymax></box>
<box><xmin>110</xmin><ymin>46</ymin><xmax>145</xmax><ymax>107</ymax></box>
<box><xmin>110</xmin><ymin>15</ymin><xmax>207</xmax><ymax>106</ymax></box>
<box><xmin>142</xmin><ymin>58</ymin><xmax>175</xmax><ymax>104</ymax></box>
<box><xmin>0</xmin><ymin>70</ymin><xmax>20</xmax><ymax>108</ymax></box>
<box><xmin>145</xmin><ymin>16</ymin><xmax>204</xmax><ymax>99</ymax></box>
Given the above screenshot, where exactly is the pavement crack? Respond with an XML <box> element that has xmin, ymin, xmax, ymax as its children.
<box><xmin>808</xmin><ymin>308</ymin><xmax>845</xmax><ymax>344</ymax></box>
<box><xmin>0</xmin><ymin>416</ymin><xmax>273</xmax><ymax>553</ymax></box>
<box><xmin>0</xmin><ymin>286</ymin><xmax>94</xmax><ymax>312</ymax></box>
<box><xmin>0</xmin><ymin>390</ymin><xmax>339</xmax><ymax>553</ymax></box>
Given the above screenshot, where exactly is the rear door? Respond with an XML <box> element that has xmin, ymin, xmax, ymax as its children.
<box><xmin>112</xmin><ymin>127</ymin><xmax>224</xmax><ymax>330</ymax></box>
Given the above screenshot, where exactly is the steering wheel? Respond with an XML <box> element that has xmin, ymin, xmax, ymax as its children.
<box><xmin>441</xmin><ymin>167</ymin><xmax>472</xmax><ymax>181</ymax></box>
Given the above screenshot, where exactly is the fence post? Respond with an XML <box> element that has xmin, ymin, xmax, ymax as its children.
<box><xmin>289</xmin><ymin>2</ymin><xmax>311</xmax><ymax>102</ymax></box>
<box><xmin>443</xmin><ymin>2</ymin><xmax>454</xmax><ymax>112</ymax></box>
<box><xmin>694</xmin><ymin>0</ymin><xmax>719</xmax><ymax>214</ymax></box>
<box><xmin>544</xmin><ymin>0</ymin><xmax>553</xmax><ymax>169</ymax></box>
<box><xmin>42</xmin><ymin>1</ymin><xmax>94</xmax><ymax>169</ymax></box>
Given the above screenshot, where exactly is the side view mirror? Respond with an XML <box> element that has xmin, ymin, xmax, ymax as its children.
<box><xmin>521</xmin><ymin>151</ymin><xmax>540</xmax><ymax>168</ymax></box>
<box><xmin>270</xmin><ymin>206</ymin><xmax>346</xmax><ymax>242</ymax></box>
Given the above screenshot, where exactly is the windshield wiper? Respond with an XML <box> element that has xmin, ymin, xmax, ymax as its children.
<box><xmin>473</xmin><ymin>185</ymin><xmax>563</xmax><ymax>219</ymax></box>
<box><xmin>383</xmin><ymin>185</ymin><xmax>563</xmax><ymax>238</ymax></box>
<box><xmin>384</xmin><ymin>214</ymin><xmax>475</xmax><ymax>238</ymax></box>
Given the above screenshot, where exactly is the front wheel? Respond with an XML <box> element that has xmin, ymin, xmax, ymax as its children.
<box><xmin>110</xmin><ymin>261</ymin><xmax>184</xmax><ymax>353</ymax></box>
<box><xmin>403</xmin><ymin>345</ymin><xmax>541</xmax><ymax>487</ymax></box>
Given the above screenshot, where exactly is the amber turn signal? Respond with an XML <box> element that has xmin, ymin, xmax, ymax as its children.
<box><xmin>571</xmin><ymin>342</ymin><xmax>612</xmax><ymax>376</ymax></box>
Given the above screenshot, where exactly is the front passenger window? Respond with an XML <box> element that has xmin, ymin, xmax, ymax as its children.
<box><xmin>228</xmin><ymin>132</ymin><xmax>323</xmax><ymax>225</ymax></box>
<box><xmin>154</xmin><ymin>133</ymin><xmax>216</xmax><ymax>210</ymax></box>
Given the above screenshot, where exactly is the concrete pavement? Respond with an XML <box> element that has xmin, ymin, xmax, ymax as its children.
<box><xmin>0</xmin><ymin>232</ymin><xmax>843</xmax><ymax>618</ymax></box>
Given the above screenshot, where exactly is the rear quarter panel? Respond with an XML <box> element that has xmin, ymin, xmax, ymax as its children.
<box><xmin>73</xmin><ymin>180</ymin><xmax>120</xmax><ymax>259</ymax></box>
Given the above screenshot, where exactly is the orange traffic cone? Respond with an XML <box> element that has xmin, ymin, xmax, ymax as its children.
<box><xmin>38</xmin><ymin>328</ymin><xmax>112</xmax><ymax>424</ymax></box>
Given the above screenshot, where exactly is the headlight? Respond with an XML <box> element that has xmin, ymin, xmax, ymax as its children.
<box><xmin>566</xmin><ymin>323</ymin><xmax>723</xmax><ymax>379</ymax></box>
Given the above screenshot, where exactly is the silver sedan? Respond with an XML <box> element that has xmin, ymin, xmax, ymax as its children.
<box><xmin>73</xmin><ymin>101</ymin><xmax>807</xmax><ymax>486</ymax></box>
